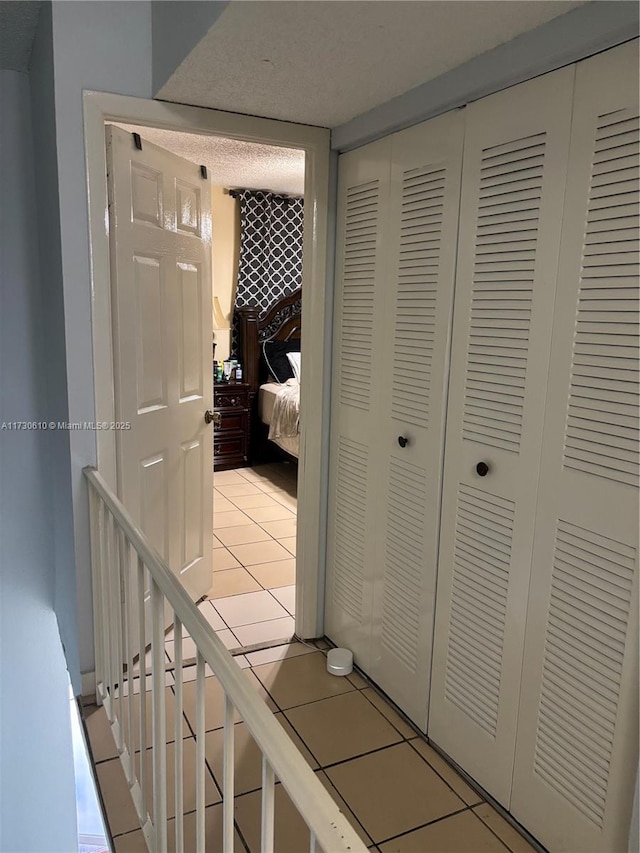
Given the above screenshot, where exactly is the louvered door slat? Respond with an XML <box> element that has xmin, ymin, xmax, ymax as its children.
<box><xmin>430</xmin><ymin>65</ymin><xmax>575</xmax><ymax>806</ymax></box>
<box><xmin>331</xmin><ymin>438</ymin><xmax>370</xmax><ymax>622</ymax></box>
<box><xmin>366</xmin><ymin>110</ymin><xmax>464</xmax><ymax>727</ymax></box>
<box><xmin>562</xmin><ymin>100</ymin><xmax>640</xmax><ymax>485</ymax></box>
<box><xmin>338</xmin><ymin>179</ymin><xmax>380</xmax><ymax>411</ymax></box>
<box><xmin>326</xmin><ymin>139</ymin><xmax>391</xmax><ymax>669</ymax></box>
<box><xmin>512</xmin><ymin>41</ymin><xmax>639</xmax><ymax>853</ymax></box>
<box><xmin>460</xmin><ymin>125</ymin><xmax>548</xmax><ymax>452</ymax></box>
<box><xmin>534</xmin><ymin>523</ymin><xmax>635</xmax><ymax>827</ymax></box>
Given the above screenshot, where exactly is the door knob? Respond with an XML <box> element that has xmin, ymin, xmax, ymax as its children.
<box><xmin>398</xmin><ymin>436</ymin><xmax>409</xmax><ymax>448</ymax></box>
<box><xmin>476</xmin><ymin>461</ymin><xmax>489</xmax><ymax>477</ymax></box>
<box><xmin>205</xmin><ymin>410</ymin><xmax>221</xmax><ymax>426</ymax></box>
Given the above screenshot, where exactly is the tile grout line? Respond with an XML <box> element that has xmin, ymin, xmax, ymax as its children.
<box><xmin>244</xmin><ymin>657</ymin><xmax>509</xmax><ymax>847</ymax></box>
<box><xmin>211</xmin><ymin>465</ymin><xmax>297</xmax><ymax>637</ymax></box>
<box><xmin>217</xmin><ymin>466</ymin><xmax>298</xmax><ymax>512</ymax></box>
<box><xmin>214</xmin><ymin>474</ymin><xmax>295</xmax><ymax>501</ymax></box>
<box><xmin>338</xmin><ymin>671</ymin><xmax>492</xmax><ymax>812</ymax></box>
<box><xmin>91</xmin><ymin>657</ymin><xmax>516</xmax><ymax>851</ymax></box>
<box><xmin>404</xmin><ymin>737</ymin><xmax>487</xmax><ymax>807</ymax></box>
<box><xmin>372</xmin><ymin>805</ymin><xmax>475</xmax><ymax>849</ymax></box>
<box><xmin>209</xmin><ymin>580</ymin><xmax>293</xmax><ymax>619</ymax></box>
<box><xmin>469</xmin><ymin>807</ymin><xmax>526</xmax><ymax>853</ymax></box>
<box><xmin>214</xmin><ymin>471</ymin><xmax>515</xmax><ymax>851</ymax></box>
<box><xmin>317</xmin><ymin>771</ymin><xmax>376</xmax><ymax>848</ymax></box>
<box><xmin>92</xmin><ymin>662</ymin><xmax>526</xmax><ymax>852</ymax></box>
<box><xmin>243</xmin><ymin>561</ymin><xmax>294</xmax><ymax>593</ymax></box>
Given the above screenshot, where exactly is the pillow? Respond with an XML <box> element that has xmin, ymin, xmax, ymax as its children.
<box><xmin>262</xmin><ymin>340</ymin><xmax>300</xmax><ymax>383</ymax></box>
<box><xmin>286</xmin><ymin>351</ymin><xmax>301</xmax><ymax>382</ymax></box>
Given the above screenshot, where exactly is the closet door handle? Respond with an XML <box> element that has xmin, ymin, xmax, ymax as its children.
<box><xmin>476</xmin><ymin>461</ymin><xmax>489</xmax><ymax>477</ymax></box>
<box><xmin>398</xmin><ymin>436</ymin><xmax>409</xmax><ymax>448</ymax></box>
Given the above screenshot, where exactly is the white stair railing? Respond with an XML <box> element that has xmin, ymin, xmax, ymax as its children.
<box><xmin>85</xmin><ymin>467</ymin><xmax>366</xmax><ymax>853</ymax></box>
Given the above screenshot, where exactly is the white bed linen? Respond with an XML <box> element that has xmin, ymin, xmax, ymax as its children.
<box><xmin>258</xmin><ymin>381</ymin><xmax>300</xmax><ymax>458</ymax></box>
<box><xmin>258</xmin><ymin>382</ymin><xmax>282</xmax><ymax>425</ymax></box>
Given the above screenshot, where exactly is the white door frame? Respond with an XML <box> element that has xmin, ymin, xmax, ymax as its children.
<box><xmin>84</xmin><ymin>91</ymin><xmax>331</xmax><ymax>638</ymax></box>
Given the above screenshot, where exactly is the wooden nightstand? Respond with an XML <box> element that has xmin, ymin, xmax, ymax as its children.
<box><xmin>213</xmin><ymin>381</ymin><xmax>250</xmax><ymax>471</ymax></box>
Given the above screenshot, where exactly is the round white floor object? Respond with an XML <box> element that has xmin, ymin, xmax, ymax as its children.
<box><xmin>326</xmin><ymin>647</ymin><xmax>353</xmax><ymax>676</ymax></box>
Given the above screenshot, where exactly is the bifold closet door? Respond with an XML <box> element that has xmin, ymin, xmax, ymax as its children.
<box><xmin>511</xmin><ymin>40</ymin><xmax>639</xmax><ymax>853</ymax></box>
<box><xmin>428</xmin><ymin>66</ymin><xmax>575</xmax><ymax>805</ymax></box>
<box><xmin>325</xmin><ymin>138</ymin><xmax>391</xmax><ymax>669</ymax></box>
<box><xmin>367</xmin><ymin>111</ymin><xmax>464</xmax><ymax>727</ymax></box>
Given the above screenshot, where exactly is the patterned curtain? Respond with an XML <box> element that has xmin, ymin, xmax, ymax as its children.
<box><xmin>231</xmin><ymin>190</ymin><xmax>304</xmax><ymax>355</ymax></box>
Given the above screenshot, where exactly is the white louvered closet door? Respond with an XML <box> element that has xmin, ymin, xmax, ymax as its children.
<box><xmin>368</xmin><ymin>111</ymin><xmax>464</xmax><ymax>727</ymax></box>
<box><xmin>428</xmin><ymin>66</ymin><xmax>575</xmax><ymax>805</ymax></box>
<box><xmin>325</xmin><ymin>138</ymin><xmax>391</xmax><ymax>669</ymax></box>
<box><xmin>511</xmin><ymin>40</ymin><xmax>639</xmax><ymax>853</ymax></box>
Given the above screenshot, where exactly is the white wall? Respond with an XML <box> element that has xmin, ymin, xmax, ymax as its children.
<box><xmin>211</xmin><ymin>185</ymin><xmax>240</xmax><ymax>362</ymax></box>
<box><xmin>46</xmin><ymin>0</ymin><xmax>153</xmax><ymax>685</ymax></box>
<box><xmin>29</xmin><ymin>0</ymin><xmax>80</xmax><ymax>688</ymax></box>
<box><xmin>0</xmin><ymin>68</ymin><xmax>78</xmax><ymax>853</ymax></box>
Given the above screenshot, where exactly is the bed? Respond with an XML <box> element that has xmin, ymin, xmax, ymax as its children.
<box><xmin>238</xmin><ymin>288</ymin><xmax>302</xmax><ymax>463</ymax></box>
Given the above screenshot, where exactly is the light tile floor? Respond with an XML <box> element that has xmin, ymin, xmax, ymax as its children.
<box><xmin>208</xmin><ymin>463</ymin><xmax>298</xmax><ymax>649</ymax></box>
<box><xmin>84</xmin><ymin>644</ymin><xmax>539</xmax><ymax>852</ymax></box>
<box><xmin>82</xmin><ymin>463</ymin><xmax>540</xmax><ymax>853</ymax></box>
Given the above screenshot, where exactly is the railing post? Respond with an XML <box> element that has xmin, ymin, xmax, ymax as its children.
<box><xmin>174</xmin><ymin>616</ymin><xmax>184</xmax><ymax>853</ymax></box>
<box><xmin>98</xmin><ymin>500</ymin><xmax>111</xmax><ymax>706</ymax></box>
<box><xmin>83</xmin><ymin>467</ymin><xmax>369</xmax><ymax>853</ymax></box>
<box><xmin>223</xmin><ymin>693</ymin><xmax>235</xmax><ymax>853</ymax></box>
<box><xmin>88</xmin><ymin>484</ymin><xmax>104</xmax><ymax>703</ymax></box>
<box><xmin>151</xmin><ymin>578</ymin><xmax>167</xmax><ymax>850</ymax></box>
<box><xmin>137</xmin><ymin>555</ymin><xmax>148</xmax><ymax>811</ymax></box>
<box><xmin>104</xmin><ymin>511</ymin><xmax>118</xmax><ymax>718</ymax></box>
<box><xmin>122</xmin><ymin>536</ymin><xmax>135</xmax><ymax>783</ymax></box>
<box><xmin>196</xmin><ymin>651</ymin><xmax>206</xmax><ymax>852</ymax></box>
<box><xmin>114</xmin><ymin>526</ymin><xmax>125</xmax><ymax>739</ymax></box>
<box><xmin>261</xmin><ymin>757</ymin><xmax>275</xmax><ymax>853</ymax></box>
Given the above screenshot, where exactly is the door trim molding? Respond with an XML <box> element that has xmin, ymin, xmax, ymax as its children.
<box><xmin>84</xmin><ymin>91</ymin><xmax>331</xmax><ymax>638</ymax></box>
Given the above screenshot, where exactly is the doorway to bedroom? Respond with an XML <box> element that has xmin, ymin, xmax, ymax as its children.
<box><xmin>109</xmin><ymin>119</ymin><xmax>305</xmax><ymax>653</ymax></box>
<box><xmin>212</xmin><ymin>462</ymin><xmax>298</xmax><ymax>646</ymax></box>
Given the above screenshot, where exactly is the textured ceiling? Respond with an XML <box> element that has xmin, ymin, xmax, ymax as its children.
<box><xmin>0</xmin><ymin>1</ymin><xmax>41</xmax><ymax>71</ymax></box>
<box><xmin>157</xmin><ymin>0</ymin><xmax>585</xmax><ymax>127</ymax></box>
<box><xmin>114</xmin><ymin>124</ymin><xmax>306</xmax><ymax>195</ymax></box>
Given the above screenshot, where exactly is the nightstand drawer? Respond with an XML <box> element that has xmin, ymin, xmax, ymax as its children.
<box><xmin>214</xmin><ymin>387</ymin><xmax>249</xmax><ymax>410</ymax></box>
<box><xmin>212</xmin><ymin>380</ymin><xmax>250</xmax><ymax>470</ymax></box>
<box><xmin>215</xmin><ymin>410</ymin><xmax>246</xmax><ymax>433</ymax></box>
<box><xmin>214</xmin><ymin>431</ymin><xmax>247</xmax><ymax>463</ymax></box>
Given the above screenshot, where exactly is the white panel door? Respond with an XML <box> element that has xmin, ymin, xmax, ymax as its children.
<box><xmin>368</xmin><ymin>111</ymin><xmax>464</xmax><ymax>727</ymax></box>
<box><xmin>511</xmin><ymin>40</ymin><xmax>639</xmax><ymax>853</ymax></box>
<box><xmin>107</xmin><ymin>126</ymin><xmax>213</xmax><ymax>605</ymax></box>
<box><xmin>428</xmin><ymin>66</ymin><xmax>575</xmax><ymax>805</ymax></box>
<box><xmin>325</xmin><ymin>137</ymin><xmax>391</xmax><ymax>669</ymax></box>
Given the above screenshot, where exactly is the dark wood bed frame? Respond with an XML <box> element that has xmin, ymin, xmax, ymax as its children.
<box><xmin>238</xmin><ymin>287</ymin><xmax>302</xmax><ymax>464</ymax></box>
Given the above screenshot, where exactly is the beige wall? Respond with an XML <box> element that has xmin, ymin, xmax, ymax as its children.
<box><xmin>211</xmin><ymin>185</ymin><xmax>240</xmax><ymax>361</ymax></box>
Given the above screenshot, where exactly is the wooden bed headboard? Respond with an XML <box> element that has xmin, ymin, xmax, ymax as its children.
<box><xmin>237</xmin><ymin>288</ymin><xmax>302</xmax><ymax>394</ymax></box>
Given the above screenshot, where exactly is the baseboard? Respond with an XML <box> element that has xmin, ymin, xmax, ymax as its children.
<box><xmin>80</xmin><ymin>670</ymin><xmax>97</xmax><ymax>703</ymax></box>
